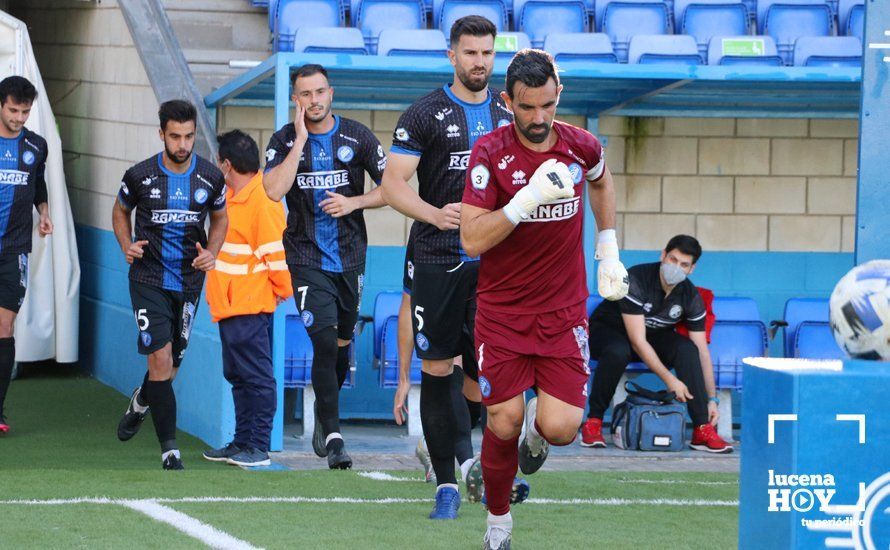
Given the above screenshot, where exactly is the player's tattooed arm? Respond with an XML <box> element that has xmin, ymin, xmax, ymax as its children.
<box><xmin>263</xmin><ymin>105</ymin><xmax>309</xmax><ymax>202</ymax></box>
<box><xmin>380</xmin><ymin>153</ymin><xmax>459</xmax><ymax>230</ymax></box>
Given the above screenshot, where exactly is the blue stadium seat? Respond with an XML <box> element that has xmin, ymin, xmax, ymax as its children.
<box><xmin>795</xmin><ymin>321</ymin><xmax>845</xmax><ymax>359</ymax></box>
<box><xmin>519</xmin><ymin>1</ymin><xmax>588</xmax><ymax>48</ymax></box>
<box><xmin>357</xmin><ymin>0</ymin><xmax>427</xmax><ymax>54</ymax></box>
<box><xmin>495</xmin><ymin>32</ymin><xmax>532</xmax><ymax>59</ymax></box>
<box><xmin>379</xmin><ymin>29</ymin><xmax>448</xmax><ymax>56</ymax></box>
<box><xmin>436</xmin><ymin>0</ymin><xmax>507</xmax><ymax>31</ymax></box>
<box><xmin>712</xmin><ymin>296</ymin><xmax>762</xmax><ymax>321</ymax></box>
<box><xmin>603</xmin><ymin>1</ymin><xmax>670</xmax><ymax>62</ymax></box>
<box><xmin>708</xmin><ymin>35</ymin><xmax>783</xmax><ymax>65</ymax></box>
<box><xmin>781</xmin><ymin>297</ymin><xmax>829</xmax><ymax>355</ymax></box>
<box><xmin>282</xmin><ymin>298</ymin><xmax>356</xmax><ymax>389</ymax></box>
<box><xmin>794</xmin><ymin>36</ymin><xmax>861</xmax><ymax>67</ymax></box>
<box><xmin>628</xmin><ymin>34</ymin><xmax>702</xmax><ymax>64</ymax></box>
<box><xmin>760</xmin><ymin>0</ymin><xmax>832</xmax><ymax>63</ymax></box>
<box><xmin>275</xmin><ymin>0</ymin><xmax>344</xmax><ymax>52</ymax></box>
<box><xmin>373</xmin><ymin>291</ymin><xmax>421</xmax><ymax>388</ymax></box>
<box><xmin>674</xmin><ymin>0</ymin><xmax>749</xmax><ymax>58</ymax></box>
<box><xmin>595</xmin><ymin>0</ymin><xmax>671</xmax><ymax>32</ymax></box>
<box><xmin>586</xmin><ymin>294</ymin><xmax>604</xmax><ymax>318</ymax></box>
<box><xmin>545</xmin><ymin>32</ymin><xmax>618</xmax><ymax>63</ymax></box>
<box><xmin>838</xmin><ymin>0</ymin><xmax>864</xmax><ymax>37</ymax></box>
<box><xmin>293</xmin><ymin>27</ymin><xmax>368</xmax><ymax>54</ymax></box>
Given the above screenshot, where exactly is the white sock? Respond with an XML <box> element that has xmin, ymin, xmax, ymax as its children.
<box><xmin>161</xmin><ymin>449</ymin><xmax>180</xmax><ymax>461</ymax></box>
<box><xmin>487</xmin><ymin>511</ymin><xmax>513</xmax><ymax>528</ymax></box>
<box><xmin>133</xmin><ymin>389</ymin><xmax>149</xmax><ymax>414</ymax></box>
<box><xmin>459</xmin><ymin>458</ymin><xmax>475</xmax><ymax>482</ymax></box>
<box><xmin>325</xmin><ymin>432</ymin><xmax>343</xmax><ymax>445</ymax></box>
<box><xmin>436</xmin><ymin>483</ymin><xmax>459</xmax><ymax>493</ymax></box>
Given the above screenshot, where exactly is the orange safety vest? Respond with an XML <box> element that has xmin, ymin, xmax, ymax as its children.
<box><xmin>206</xmin><ymin>173</ymin><xmax>293</xmax><ymax>322</ymax></box>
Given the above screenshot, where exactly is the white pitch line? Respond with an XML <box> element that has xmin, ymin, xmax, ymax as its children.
<box><xmin>617</xmin><ymin>478</ymin><xmax>736</xmax><ymax>486</ymax></box>
<box><xmin>357</xmin><ymin>471</ymin><xmax>423</xmax><ymax>482</ymax></box>
<box><xmin>0</xmin><ymin>496</ymin><xmax>737</xmax><ymax>507</ymax></box>
<box><xmin>120</xmin><ymin>500</ymin><xmax>259</xmax><ymax>550</ymax></box>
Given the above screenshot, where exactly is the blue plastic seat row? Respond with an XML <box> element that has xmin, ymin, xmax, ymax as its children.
<box><xmin>282</xmin><ymin>298</ymin><xmax>356</xmax><ymax>389</ymax></box>
<box><xmin>780</xmin><ymin>297</ymin><xmax>845</xmax><ymax>359</ymax></box>
<box><xmin>373</xmin><ymin>291</ymin><xmax>422</xmax><ymax>388</ymax></box>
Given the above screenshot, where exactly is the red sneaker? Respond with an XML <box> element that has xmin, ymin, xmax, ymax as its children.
<box><xmin>690</xmin><ymin>424</ymin><xmax>733</xmax><ymax>453</ymax></box>
<box><xmin>0</xmin><ymin>416</ymin><xmax>9</xmax><ymax>435</ymax></box>
<box><xmin>580</xmin><ymin>417</ymin><xmax>606</xmax><ymax>448</ymax></box>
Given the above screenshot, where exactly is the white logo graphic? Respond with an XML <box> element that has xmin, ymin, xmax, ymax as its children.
<box><xmin>448</xmin><ymin>150</ymin><xmax>471</xmax><ymax>171</ymax></box>
<box><xmin>22</xmin><ymin>151</ymin><xmax>35</xmax><ymax>165</ymax></box>
<box><xmin>339</xmin><ymin>134</ymin><xmax>358</xmax><ymax>144</ymax></box>
<box><xmin>767</xmin><ymin>469</ymin><xmax>839</xmax><ymax>513</ymax></box>
<box><xmin>286</xmin><ymin>140</ymin><xmax>295</xmax><ymax>148</ymax></box>
<box><xmin>150</xmin><ymin>188</ymin><xmax>161</xmax><ymax>199</ymax></box>
<box><xmin>265</xmin><ymin>149</ymin><xmax>276</xmax><ymax>163</ymax></box>
<box><xmin>434</xmin><ymin>108</ymin><xmax>453</xmax><ymax>121</ymax></box>
<box><xmin>0</xmin><ymin>170</ymin><xmax>29</xmax><ymax>185</ymax></box>
<box><xmin>3</xmin><ymin>150</ymin><xmax>12</xmax><ymax>159</ymax></box>
<box><xmin>150</xmin><ymin>209</ymin><xmax>200</xmax><ymax>224</ymax></box>
<box><xmin>446</xmin><ymin>124</ymin><xmax>460</xmax><ymax>138</ymax></box>
<box><xmin>141</xmin><ymin>176</ymin><xmax>155</xmax><ymax>186</ymax></box>
<box><xmin>407</xmin><ymin>261</ymin><xmax>414</xmax><ymax>281</ymax></box>
<box><xmin>197</xmin><ymin>174</ymin><xmax>213</xmax><ymax>188</ymax></box>
<box><xmin>566</xmin><ymin>148</ymin><xmax>587</xmax><ymax>167</ymax></box>
<box><xmin>526</xmin><ymin>197</ymin><xmax>580</xmax><ymax>222</ymax></box>
<box><xmin>181</xmin><ymin>302</ymin><xmax>195</xmax><ymax>339</ymax></box>
<box><xmin>643</xmin><ymin>303</ymin><xmax>653</xmax><ymax>313</ymax></box>
<box><xmin>803</xmin><ymin>471</ymin><xmax>890</xmax><ymax>550</ymax></box>
<box><xmin>395</xmin><ymin>128</ymin><xmax>409</xmax><ymax>141</ymax></box>
<box><xmin>497</xmin><ymin>119</ymin><xmax>511</xmax><ymax>128</ymax></box>
<box><xmin>568</xmin><ymin>162</ymin><xmax>583</xmax><ymax>184</ymax></box>
<box><xmin>377</xmin><ymin>144</ymin><xmax>385</xmax><ymax>158</ymax></box>
<box><xmin>120</xmin><ymin>182</ymin><xmax>129</xmax><ymax>195</ymax></box>
<box><xmin>669</xmin><ymin>304</ymin><xmax>682</xmax><ymax>319</ymax></box>
<box><xmin>295</xmin><ymin>170</ymin><xmax>350</xmax><ymax>189</ymax></box>
<box><xmin>194</xmin><ymin>188</ymin><xmax>209</xmax><ymax>205</ymax></box>
<box><xmin>573</xmin><ymin>325</ymin><xmax>590</xmax><ymax>364</ymax></box>
<box><xmin>498</xmin><ymin>155</ymin><xmax>515</xmax><ymax>170</ymax></box>
<box><xmin>470</xmin><ymin>165</ymin><xmax>490</xmax><ymax>190</ymax></box>
<box><xmin>511</xmin><ymin>170</ymin><xmax>527</xmax><ymax>186</ymax></box>
<box><xmin>213</xmin><ymin>193</ymin><xmax>225</xmax><ymax>207</ymax></box>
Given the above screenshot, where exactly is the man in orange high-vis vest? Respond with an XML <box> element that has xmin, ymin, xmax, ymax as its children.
<box><xmin>204</xmin><ymin>130</ymin><xmax>292</xmax><ymax>467</ymax></box>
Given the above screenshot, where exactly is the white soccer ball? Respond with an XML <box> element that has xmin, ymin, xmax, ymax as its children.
<box><xmin>829</xmin><ymin>260</ymin><xmax>890</xmax><ymax>360</ymax></box>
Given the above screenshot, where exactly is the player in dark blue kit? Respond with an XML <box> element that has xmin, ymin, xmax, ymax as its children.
<box><xmin>263</xmin><ymin>64</ymin><xmax>387</xmax><ymax>470</ymax></box>
<box><xmin>0</xmin><ymin>76</ymin><xmax>53</xmax><ymax>435</ymax></box>
<box><xmin>112</xmin><ymin>100</ymin><xmax>228</xmax><ymax>470</ymax></box>
<box><xmin>381</xmin><ymin>16</ymin><xmax>522</xmax><ymax>519</ymax></box>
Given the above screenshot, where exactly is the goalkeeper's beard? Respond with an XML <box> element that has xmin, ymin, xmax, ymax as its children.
<box><xmin>518</xmin><ymin>122</ymin><xmax>550</xmax><ymax>144</ymax></box>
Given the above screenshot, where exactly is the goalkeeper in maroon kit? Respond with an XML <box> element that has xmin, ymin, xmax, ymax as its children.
<box><xmin>461</xmin><ymin>49</ymin><xmax>628</xmax><ymax>549</ymax></box>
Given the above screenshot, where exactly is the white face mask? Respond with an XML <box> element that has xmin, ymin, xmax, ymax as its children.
<box><xmin>660</xmin><ymin>262</ymin><xmax>687</xmax><ymax>286</ymax></box>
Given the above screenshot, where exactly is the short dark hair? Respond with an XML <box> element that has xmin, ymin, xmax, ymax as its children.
<box><xmin>0</xmin><ymin>76</ymin><xmax>37</xmax><ymax>106</ymax></box>
<box><xmin>158</xmin><ymin>99</ymin><xmax>197</xmax><ymax>131</ymax></box>
<box><xmin>505</xmin><ymin>49</ymin><xmax>559</xmax><ymax>99</ymax></box>
<box><xmin>449</xmin><ymin>15</ymin><xmax>497</xmax><ymax>48</ymax></box>
<box><xmin>217</xmin><ymin>130</ymin><xmax>260</xmax><ymax>175</ymax></box>
<box><xmin>665</xmin><ymin>234</ymin><xmax>702</xmax><ymax>264</ymax></box>
<box><xmin>291</xmin><ymin>64</ymin><xmax>329</xmax><ymax>88</ymax></box>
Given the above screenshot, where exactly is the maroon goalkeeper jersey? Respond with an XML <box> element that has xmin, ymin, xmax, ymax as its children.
<box><xmin>462</xmin><ymin>120</ymin><xmax>606</xmax><ymax>315</ymax></box>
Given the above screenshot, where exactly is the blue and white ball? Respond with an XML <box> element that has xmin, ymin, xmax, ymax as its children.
<box><xmin>829</xmin><ymin>260</ymin><xmax>890</xmax><ymax>360</ymax></box>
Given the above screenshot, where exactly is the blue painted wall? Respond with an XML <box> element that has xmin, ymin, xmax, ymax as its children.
<box><xmin>78</xmin><ymin>224</ymin><xmax>854</xmax><ymax>444</ymax></box>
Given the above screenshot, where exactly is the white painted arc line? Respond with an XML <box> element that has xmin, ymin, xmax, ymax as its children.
<box><xmin>0</xmin><ymin>496</ymin><xmax>738</xmax><ymax>507</ymax></box>
<box><xmin>120</xmin><ymin>500</ymin><xmax>260</xmax><ymax>550</ymax></box>
<box><xmin>357</xmin><ymin>471</ymin><xmax>423</xmax><ymax>482</ymax></box>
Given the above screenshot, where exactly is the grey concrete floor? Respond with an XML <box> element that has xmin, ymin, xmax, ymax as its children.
<box><xmin>275</xmin><ymin>422</ymin><xmax>740</xmax><ymax>473</ymax></box>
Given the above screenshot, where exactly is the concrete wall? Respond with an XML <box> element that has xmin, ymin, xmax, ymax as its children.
<box><xmin>220</xmin><ymin>106</ymin><xmax>858</xmax><ymax>254</ymax></box>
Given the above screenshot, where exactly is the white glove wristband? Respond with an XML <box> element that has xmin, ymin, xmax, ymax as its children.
<box><xmin>597</xmin><ymin>228</ymin><xmax>617</xmax><ymax>245</ymax></box>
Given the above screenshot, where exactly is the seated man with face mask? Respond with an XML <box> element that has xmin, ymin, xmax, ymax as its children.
<box><xmin>580</xmin><ymin>234</ymin><xmax>732</xmax><ymax>453</ymax></box>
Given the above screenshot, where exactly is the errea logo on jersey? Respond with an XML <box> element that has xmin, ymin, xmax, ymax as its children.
<box><xmin>0</xmin><ymin>170</ymin><xmax>29</xmax><ymax>185</ymax></box>
<box><xmin>511</xmin><ymin>170</ymin><xmax>527</xmax><ymax>186</ymax></box>
<box><xmin>498</xmin><ymin>155</ymin><xmax>514</xmax><ymax>170</ymax></box>
<box><xmin>296</xmin><ymin>170</ymin><xmax>350</xmax><ymax>189</ymax></box>
<box><xmin>448</xmin><ymin>150</ymin><xmax>471</xmax><ymax>170</ymax></box>
<box><xmin>446</xmin><ymin>124</ymin><xmax>460</xmax><ymax>138</ymax></box>
<box><xmin>151</xmin><ymin>209</ymin><xmax>200</xmax><ymax>224</ymax></box>
<box><xmin>526</xmin><ymin>197</ymin><xmax>580</xmax><ymax>222</ymax></box>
